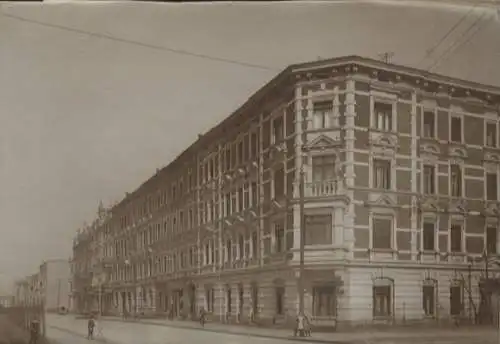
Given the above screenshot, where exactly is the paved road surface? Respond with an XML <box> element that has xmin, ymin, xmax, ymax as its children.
<box><xmin>44</xmin><ymin>314</ymin><xmax>500</xmax><ymax>344</ymax></box>
<box><xmin>46</xmin><ymin>315</ymin><xmax>304</xmax><ymax>344</ymax></box>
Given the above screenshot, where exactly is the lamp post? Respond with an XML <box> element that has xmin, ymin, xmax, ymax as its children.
<box><xmin>124</xmin><ymin>259</ymin><xmax>137</xmax><ymax>317</ymax></box>
<box><xmin>298</xmin><ymin>165</ymin><xmax>306</xmax><ymax>321</ymax></box>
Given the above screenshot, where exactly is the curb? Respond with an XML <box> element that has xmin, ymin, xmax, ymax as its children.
<box><xmin>99</xmin><ymin>317</ymin><xmax>342</xmax><ymax>344</ymax></box>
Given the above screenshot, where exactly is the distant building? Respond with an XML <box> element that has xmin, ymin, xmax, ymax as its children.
<box><xmin>14</xmin><ymin>259</ymin><xmax>71</xmax><ymax>312</ymax></box>
<box><xmin>71</xmin><ymin>55</ymin><xmax>500</xmax><ymax>328</ymax></box>
<box><xmin>0</xmin><ymin>295</ymin><xmax>14</xmax><ymax>308</ymax></box>
<box><xmin>39</xmin><ymin>259</ymin><xmax>71</xmax><ymax>312</ymax></box>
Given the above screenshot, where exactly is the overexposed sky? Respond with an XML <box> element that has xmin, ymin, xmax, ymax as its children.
<box><xmin>0</xmin><ymin>0</ymin><xmax>499</xmax><ymax>292</ymax></box>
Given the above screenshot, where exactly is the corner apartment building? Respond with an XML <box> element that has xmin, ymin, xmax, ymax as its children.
<box><xmin>72</xmin><ymin>55</ymin><xmax>500</xmax><ymax>328</ymax></box>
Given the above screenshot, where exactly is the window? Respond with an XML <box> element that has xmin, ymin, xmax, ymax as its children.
<box><xmin>373</xmin><ymin>282</ymin><xmax>392</xmax><ymax>317</ymax></box>
<box><xmin>273</xmin><ymin>167</ymin><xmax>285</xmax><ymax>198</ymax></box>
<box><xmin>250</xmin><ymin>132</ymin><xmax>258</xmax><ymax>159</ymax></box>
<box><xmin>274</xmin><ymin>221</ymin><xmax>285</xmax><ymax>253</ymax></box>
<box><xmin>422</xmin><ymin>283</ymin><xmax>436</xmax><ymax>316</ymax></box>
<box><xmin>423</xmin><ymin>165</ymin><xmax>435</xmax><ymax>194</ymax></box>
<box><xmin>304</xmin><ymin>214</ymin><xmax>332</xmax><ymax>245</ymax></box>
<box><xmin>251</xmin><ymin>182</ymin><xmax>258</xmax><ymax>207</ymax></box>
<box><xmin>313</xmin><ymin>101</ymin><xmax>332</xmax><ymax>129</ymax></box>
<box><xmin>450</xmin><ymin>165</ymin><xmax>462</xmax><ymax>197</ymax></box>
<box><xmin>450</xmin><ymin>224</ymin><xmax>462</xmax><ymax>253</ymax></box>
<box><xmin>252</xmin><ymin>232</ymin><xmax>258</xmax><ymax>258</ymax></box>
<box><xmin>312</xmin><ymin>155</ymin><xmax>336</xmax><ymax>182</ymax></box>
<box><xmin>238</xmin><ymin>234</ymin><xmax>244</xmax><ymax>259</ymax></box>
<box><xmin>251</xmin><ymin>284</ymin><xmax>259</xmax><ymax>314</ymax></box>
<box><xmin>226</xmin><ymin>287</ymin><xmax>232</xmax><ymax>314</ymax></box>
<box><xmin>422</xmin><ymin>221</ymin><xmax>435</xmax><ymax>251</ymax></box>
<box><xmin>450</xmin><ymin>284</ymin><xmax>463</xmax><ymax>316</ymax></box>
<box><xmin>487</xmin><ymin>173</ymin><xmax>498</xmax><ymax>201</ymax></box>
<box><xmin>226</xmin><ymin>240</ymin><xmax>232</xmax><ymax>262</ymax></box>
<box><xmin>238</xmin><ymin>187</ymin><xmax>243</xmax><ymax>212</ymax></box>
<box><xmin>273</xmin><ymin>116</ymin><xmax>284</xmax><ymax>143</ymax></box>
<box><xmin>225</xmin><ymin>193</ymin><xmax>231</xmax><ymax>216</ymax></box>
<box><xmin>451</xmin><ymin>116</ymin><xmax>462</xmax><ymax>143</ymax></box>
<box><xmin>275</xmin><ymin>287</ymin><xmax>285</xmax><ymax>315</ymax></box>
<box><xmin>487</xmin><ymin>226</ymin><xmax>497</xmax><ymax>255</ymax></box>
<box><xmin>423</xmin><ymin>111</ymin><xmax>435</xmax><ymax>138</ymax></box>
<box><xmin>243</xmin><ymin>184</ymin><xmax>250</xmax><ymax>209</ymax></box>
<box><xmin>205</xmin><ymin>287</ymin><xmax>214</xmax><ymax>312</ymax></box>
<box><xmin>372</xmin><ymin>217</ymin><xmax>392</xmax><ymax>250</ymax></box>
<box><xmin>238</xmin><ymin>141</ymin><xmax>244</xmax><ymax>165</ymax></box>
<box><xmin>486</xmin><ymin>122</ymin><xmax>497</xmax><ymax>147</ymax></box>
<box><xmin>374</xmin><ymin>102</ymin><xmax>393</xmax><ymax>131</ymax></box>
<box><xmin>373</xmin><ymin>159</ymin><xmax>391</xmax><ymax>189</ymax></box>
<box><xmin>313</xmin><ymin>286</ymin><xmax>337</xmax><ymax>317</ymax></box>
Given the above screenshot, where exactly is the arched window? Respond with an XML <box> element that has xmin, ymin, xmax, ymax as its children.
<box><xmin>372</xmin><ymin>277</ymin><xmax>394</xmax><ymax>318</ymax></box>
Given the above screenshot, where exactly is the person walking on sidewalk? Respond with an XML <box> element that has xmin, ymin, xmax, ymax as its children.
<box><xmin>29</xmin><ymin>320</ymin><xmax>40</xmax><ymax>344</ymax></box>
<box><xmin>199</xmin><ymin>307</ymin><xmax>206</xmax><ymax>327</ymax></box>
<box><xmin>87</xmin><ymin>315</ymin><xmax>96</xmax><ymax>340</ymax></box>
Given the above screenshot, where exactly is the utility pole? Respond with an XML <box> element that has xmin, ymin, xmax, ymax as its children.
<box><xmin>378</xmin><ymin>52</ymin><xmax>395</xmax><ymax>64</ymax></box>
<box><xmin>298</xmin><ymin>166</ymin><xmax>306</xmax><ymax>319</ymax></box>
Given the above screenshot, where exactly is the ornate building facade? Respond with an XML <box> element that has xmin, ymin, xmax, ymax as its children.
<box><xmin>71</xmin><ymin>55</ymin><xmax>500</xmax><ymax>327</ymax></box>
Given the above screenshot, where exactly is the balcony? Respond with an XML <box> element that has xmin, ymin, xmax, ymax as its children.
<box><xmin>304</xmin><ymin>179</ymin><xmax>344</xmax><ymax>198</ymax></box>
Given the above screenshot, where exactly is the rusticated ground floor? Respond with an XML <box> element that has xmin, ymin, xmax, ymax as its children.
<box><xmin>88</xmin><ymin>264</ymin><xmax>494</xmax><ymax>329</ymax></box>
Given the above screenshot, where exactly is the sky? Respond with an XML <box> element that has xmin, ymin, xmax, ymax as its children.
<box><xmin>0</xmin><ymin>0</ymin><xmax>499</xmax><ymax>293</ymax></box>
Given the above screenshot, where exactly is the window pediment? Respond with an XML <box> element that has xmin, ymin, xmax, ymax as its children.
<box><xmin>417</xmin><ymin>196</ymin><xmax>441</xmax><ymax>212</ymax></box>
<box><xmin>365</xmin><ymin>195</ymin><xmax>398</xmax><ymax>209</ymax></box>
<box><xmin>369</xmin><ymin>132</ymin><xmax>398</xmax><ymax>148</ymax></box>
<box><xmin>484</xmin><ymin>151</ymin><xmax>500</xmax><ymax>164</ymax></box>
<box><xmin>448</xmin><ymin>146</ymin><xmax>467</xmax><ymax>160</ymax></box>
<box><xmin>447</xmin><ymin>199</ymin><xmax>467</xmax><ymax>214</ymax></box>
<box><xmin>305</xmin><ymin>134</ymin><xmax>341</xmax><ymax>151</ymax></box>
<box><xmin>483</xmin><ymin>201</ymin><xmax>500</xmax><ymax>217</ymax></box>
<box><xmin>419</xmin><ymin>142</ymin><xmax>440</xmax><ymax>156</ymax></box>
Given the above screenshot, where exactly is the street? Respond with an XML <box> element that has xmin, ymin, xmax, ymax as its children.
<box><xmin>45</xmin><ymin>314</ymin><xmax>304</xmax><ymax>344</ymax></box>
<box><xmin>44</xmin><ymin>314</ymin><xmax>500</xmax><ymax>344</ymax></box>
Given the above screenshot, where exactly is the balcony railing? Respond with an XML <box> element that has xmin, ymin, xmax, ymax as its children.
<box><xmin>305</xmin><ymin>179</ymin><xmax>344</xmax><ymax>197</ymax></box>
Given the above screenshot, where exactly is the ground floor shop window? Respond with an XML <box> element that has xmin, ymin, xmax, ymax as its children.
<box><xmin>226</xmin><ymin>286</ymin><xmax>232</xmax><ymax>314</ymax></box>
<box><xmin>450</xmin><ymin>283</ymin><xmax>463</xmax><ymax>316</ymax></box>
<box><xmin>251</xmin><ymin>283</ymin><xmax>258</xmax><ymax>315</ymax></box>
<box><xmin>372</xmin><ymin>278</ymin><xmax>393</xmax><ymax>317</ymax></box>
<box><xmin>422</xmin><ymin>280</ymin><xmax>436</xmax><ymax>317</ymax></box>
<box><xmin>275</xmin><ymin>286</ymin><xmax>285</xmax><ymax>315</ymax></box>
<box><xmin>205</xmin><ymin>286</ymin><xmax>214</xmax><ymax>312</ymax></box>
<box><xmin>312</xmin><ymin>286</ymin><xmax>337</xmax><ymax>317</ymax></box>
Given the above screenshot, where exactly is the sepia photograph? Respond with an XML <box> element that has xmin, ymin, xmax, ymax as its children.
<box><xmin>1</xmin><ymin>0</ymin><xmax>500</xmax><ymax>343</ymax></box>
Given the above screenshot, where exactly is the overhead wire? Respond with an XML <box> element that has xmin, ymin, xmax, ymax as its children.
<box><xmin>416</xmin><ymin>4</ymin><xmax>478</xmax><ymax>68</ymax></box>
<box><xmin>426</xmin><ymin>11</ymin><xmax>490</xmax><ymax>72</ymax></box>
<box><xmin>0</xmin><ymin>10</ymin><xmax>279</xmax><ymax>72</ymax></box>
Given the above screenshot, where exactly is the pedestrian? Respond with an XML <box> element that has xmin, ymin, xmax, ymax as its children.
<box><xmin>29</xmin><ymin>320</ymin><xmax>40</xmax><ymax>344</ymax></box>
<box><xmin>87</xmin><ymin>315</ymin><xmax>95</xmax><ymax>340</ymax></box>
<box><xmin>304</xmin><ymin>311</ymin><xmax>312</xmax><ymax>337</ymax></box>
<box><xmin>294</xmin><ymin>313</ymin><xmax>305</xmax><ymax>337</ymax></box>
<box><xmin>199</xmin><ymin>307</ymin><xmax>206</xmax><ymax>327</ymax></box>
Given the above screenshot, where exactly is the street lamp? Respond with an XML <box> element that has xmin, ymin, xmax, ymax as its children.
<box><xmin>124</xmin><ymin>258</ymin><xmax>137</xmax><ymax>318</ymax></box>
<box><xmin>206</xmin><ymin>224</ymin><xmax>224</xmax><ymax>323</ymax></box>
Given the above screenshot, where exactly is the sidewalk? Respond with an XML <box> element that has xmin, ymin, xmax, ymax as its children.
<box><xmin>97</xmin><ymin>315</ymin><xmax>498</xmax><ymax>343</ymax></box>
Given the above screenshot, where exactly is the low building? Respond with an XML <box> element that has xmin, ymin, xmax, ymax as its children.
<box><xmin>72</xmin><ymin>55</ymin><xmax>500</xmax><ymax>328</ymax></box>
<box><xmin>0</xmin><ymin>295</ymin><xmax>14</xmax><ymax>308</ymax></box>
<box><xmin>14</xmin><ymin>260</ymin><xmax>71</xmax><ymax>312</ymax></box>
